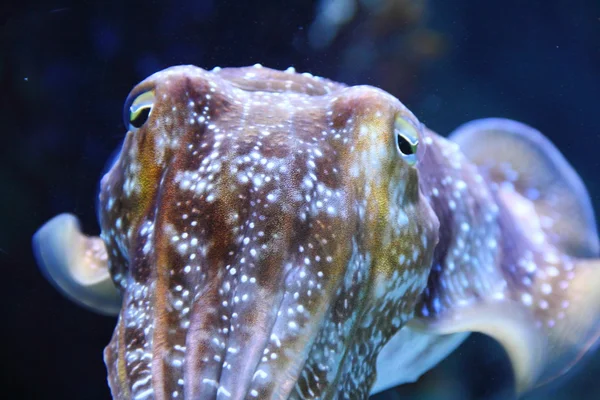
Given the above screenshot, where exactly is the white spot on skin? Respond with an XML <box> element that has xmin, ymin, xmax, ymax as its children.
<box><xmin>522</xmin><ymin>292</ymin><xmax>533</xmax><ymax>307</ymax></box>
<box><xmin>541</xmin><ymin>283</ymin><xmax>552</xmax><ymax>295</ymax></box>
<box><xmin>105</xmin><ymin>66</ymin><xmax>566</xmax><ymax>397</ymax></box>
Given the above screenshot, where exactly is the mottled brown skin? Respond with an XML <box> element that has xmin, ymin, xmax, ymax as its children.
<box><xmin>33</xmin><ymin>65</ymin><xmax>600</xmax><ymax>399</ymax></box>
<box><xmin>98</xmin><ymin>65</ymin><xmax>438</xmax><ymax>399</ymax></box>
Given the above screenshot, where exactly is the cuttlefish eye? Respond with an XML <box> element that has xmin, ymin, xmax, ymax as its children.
<box><xmin>394</xmin><ymin>115</ymin><xmax>419</xmax><ymax>165</ymax></box>
<box><xmin>124</xmin><ymin>89</ymin><xmax>155</xmax><ymax>130</ymax></box>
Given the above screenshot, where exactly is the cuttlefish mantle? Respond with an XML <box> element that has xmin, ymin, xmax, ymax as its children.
<box><xmin>33</xmin><ymin>65</ymin><xmax>600</xmax><ymax>399</ymax></box>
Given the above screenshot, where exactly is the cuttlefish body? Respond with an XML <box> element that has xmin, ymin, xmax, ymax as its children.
<box><xmin>33</xmin><ymin>65</ymin><xmax>600</xmax><ymax>399</ymax></box>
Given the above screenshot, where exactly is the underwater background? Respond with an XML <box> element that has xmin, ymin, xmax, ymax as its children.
<box><xmin>2</xmin><ymin>0</ymin><xmax>600</xmax><ymax>399</ymax></box>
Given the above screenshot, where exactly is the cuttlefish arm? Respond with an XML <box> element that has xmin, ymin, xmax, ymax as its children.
<box><xmin>32</xmin><ymin>213</ymin><xmax>121</xmax><ymax>315</ymax></box>
<box><xmin>404</xmin><ymin>118</ymin><xmax>600</xmax><ymax>393</ymax></box>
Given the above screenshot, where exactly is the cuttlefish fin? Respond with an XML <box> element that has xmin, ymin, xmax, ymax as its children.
<box><xmin>413</xmin><ymin>118</ymin><xmax>600</xmax><ymax>394</ymax></box>
<box><xmin>32</xmin><ymin>213</ymin><xmax>121</xmax><ymax>315</ymax></box>
<box><xmin>449</xmin><ymin>117</ymin><xmax>599</xmax><ymax>257</ymax></box>
<box><xmin>410</xmin><ymin>299</ymin><xmax>546</xmax><ymax>392</ymax></box>
<box><xmin>372</xmin><ymin>326</ymin><xmax>469</xmax><ymax>394</ymax></box>
<box><xmin>414</xmin><ymin>257</ymin><xmax>600</xmax><ymax>393</ymax></box>
<box><xmin>451</xmin><ymin>118</ymin><xmax>600</xmax><ymax>387</ymax></box>
<box><xmin>543</xmin><ymin>258</ymin><xmax>600</xmax><ymax>382</ymax></box>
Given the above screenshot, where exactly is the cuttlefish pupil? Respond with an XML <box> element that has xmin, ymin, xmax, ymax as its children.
<box><xmin>33</xmin><ymin>64</ymin><xmax>600</xmax><ymax>399</ymax></box>
<box><xmin>394</xmin><ymin>116</ymin><xmax>419</xmax><ymax>165</ymax></box>
<box><xmin>127</xmin><ymin>89</ymin><xmax>155</xmax><ymax>130</ymax></box>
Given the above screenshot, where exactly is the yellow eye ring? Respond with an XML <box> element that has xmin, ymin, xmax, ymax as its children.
<box><xmin>124</xmin><ymin>89</ymin><xmax>155</xmax><ymax>130</ymax></box>
<box><xmin>394</xmin><ymin>116</ymin><xmax>419</xmax><ymax>166</ymax></box>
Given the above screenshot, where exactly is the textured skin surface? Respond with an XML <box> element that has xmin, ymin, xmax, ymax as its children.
<box><xmin>34</xmin><ymin>65</ymin><xmax>600</xmax><ymax>399</ymax></box>
<box><xmin>100</xmin><ymin>65</ymin><xmax>438</xmax><ymax>399</ymax></box>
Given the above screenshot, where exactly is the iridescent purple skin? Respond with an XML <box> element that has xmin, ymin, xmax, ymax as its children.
<box><xmin>33</xmin><ymin>65</ymin><xmax>600</xmax><ymax>400</ymax></box>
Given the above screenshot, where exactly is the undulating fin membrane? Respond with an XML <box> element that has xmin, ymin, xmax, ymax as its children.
<box><xmin>415</xmin><ymin>118</ymin><xmax>600</xmax><ymax>393</ymax></box>
<box><xmin>372</xmin><ymin>326</ymin><xmax>469</xmax><ymax>394</ymax></box>
<box><xmin>32</xmin><ymin>213</ymin><xmax>121</xmax><ymax>315</ymax></box>
<box><xmin>450</xmin><ymin>118</ymin><xmax>599</xmax><ymax>258</ymax></box>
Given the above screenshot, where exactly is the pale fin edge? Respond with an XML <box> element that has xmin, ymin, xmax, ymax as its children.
<box><xmin>411</xmin><ymin>300</ymin><xmax>545</xmax><ymax>393</ymax></box>
<box><xmin>371</xmin><ymin>326</ymin><xmax>468</xmax><ymax>394</ymax></box>
<box><xmin>412</xmin><ymin>257</ymin><xmax>600</xmax><ymax>394</ymax></box>
<box><xmin>449</xmin><ymin>117</ymin><xmax>599</xmax><ymax>258</ymax></box>
<box><xmin>32</xmin><ymin>213</ymin><xmax>121</xmax><ymax>315</ymax></box>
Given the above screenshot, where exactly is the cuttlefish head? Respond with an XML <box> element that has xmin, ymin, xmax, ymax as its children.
<box><xmin>33</xmin><ymin>65</ymin><xmax>439</xmax><ymax>399</ymax></box>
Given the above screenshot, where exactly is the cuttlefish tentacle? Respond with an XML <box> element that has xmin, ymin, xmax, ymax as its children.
<box><xmin>32</xmin><ymin>65</ymin><xmax>600</xmax><ymax>399</ymax></box>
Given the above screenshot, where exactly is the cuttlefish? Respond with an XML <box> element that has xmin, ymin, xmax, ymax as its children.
<box><xmin>33</xmin><ymin>65</ymin><xmax>600</xmax><ymax>399</ymax></box>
